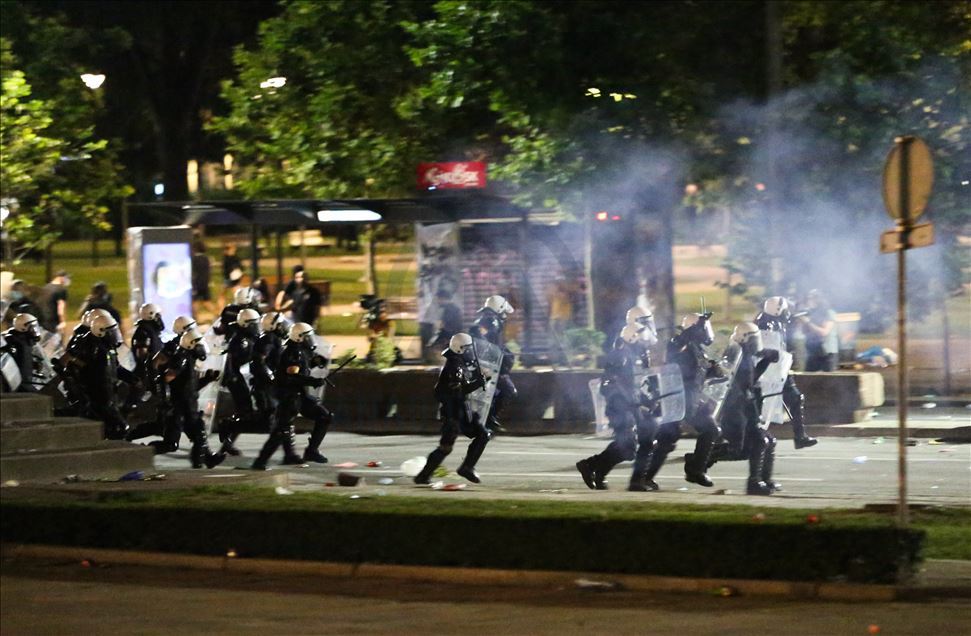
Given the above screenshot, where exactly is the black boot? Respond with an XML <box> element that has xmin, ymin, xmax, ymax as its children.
<box><xmin>761</xmin><ymin>438</ymin><xmax>780</xmax><ymax>491</ymax></box>
<box><xmin>576</xmin><ymin>458</ymin><xmax>598</xmax><ymax>490</ymax></box>
<box><xmin>457</xmin><ymin>434</ymin><xmax>489</xmax><ymax>484</ymax></box>
<box><xmin>643</xmin><ymin>443</ymin><xmax>675</xmax><ymax>491</ymax></box>
<box><xmin>218</xmin><ymin>416</ymin><xmax>243</xmax><ymax>456</ymax></box>
<box><xmin>303</xmin><ymin>419</ymin><xmax>329</xmax><ymax>464</ymax></box>
<box><xmin>628</xmin><ymin>443</ymin><xmax>654</xmax><ymax>492</ymax></box>
<box><xmin>415</xmin><ymin>447</ymin><xmax>448</xmax><ymax>485</ymax></box>
<box><xmin>282</xmin><ymin>425</ymin><xmax>306</xmax><ymax>465</ymax></box>
<box><xmin>252</xmin><ymin>433</ymin><xmax>281</xmax><ymax>471</ymax></box>
<box><xmin>684</xmin><ymin>452</ymin><xmax>714</xmax><ymax>487</ymax></box>
<box><xmin>746</xmin><ymin>439</ymin><xmax>772</xmax><ymax>495</ymax></box>
<box><xmin>685</xmin><ymin>424</ymin><xmax>716</xmax><ymax>487</ymax></box>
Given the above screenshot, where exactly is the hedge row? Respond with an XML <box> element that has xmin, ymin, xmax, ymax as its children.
<box><xmin>0</xmin><ymin>498</ymin><xmax>923</xmax><ymax>584</ymax></box>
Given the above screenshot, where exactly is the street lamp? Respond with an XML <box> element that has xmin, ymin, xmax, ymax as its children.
<box><xmin>80</xmin><ymin>73</ymin><xmax>106</xmax><ymax>89</ymax></box>
<box><xmin>260</xmin><ymin>76</ymin><xmax>286</xmax><ymax>89</ymax></box>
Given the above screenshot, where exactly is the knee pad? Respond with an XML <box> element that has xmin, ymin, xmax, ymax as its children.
<box><xmin>438</xmin><ymin>443</ymin><xmax>454</xmax><ymax>455</ymax></box>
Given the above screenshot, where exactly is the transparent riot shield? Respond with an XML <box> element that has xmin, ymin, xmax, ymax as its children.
<box><xmin>703</xmin><ymin>343</ymin><xmax>742</xmax><ymax>424</ymax></box>
<box><xmin>38</xmin><ymin>328</ymin><xmax>63</xmax><ymax>361</ymax></box>
<box><xmin>1</xmin><ymin>334</ymin><xmax>22</xmax><ymax>391</ymax></box>
<box><xmin>589</xmin><ymin>378</ymin><xmax>610</xmax><ymax>437</ymax></box>
<box><xmin>307</xmin><ymin>335</ymin><xmax>335</xmax><ymax>401</ymax></box>
<box><xmin>116</xmin><ymin>343</ymin><xmax>136</xmax><ymax>371</ymax></box>
<box><xmin>636</xmin><ymin>363</ymin><xmax>685</xmax><ymax>424</ymax></box>
<box><xmin>758</xmin><ymin>331</ymin><xmax>793</xmax><ymax>427</ymax></box>
<box><xmin>199</xmin><ymin>326</ymin><xmax>228</xmax><ymax>433</ymax></box>
<box><xmin>30</xmin><ymin>341</ymin><xmax>57</xmax><ymax>390</ymax></box>
<box><xmin>466</xmin><ymin>337</ymin><xmax>503</xmax><ymax>428</ymax></box>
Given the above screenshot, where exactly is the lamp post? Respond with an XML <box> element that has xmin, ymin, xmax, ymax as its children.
<box><xmin>80</xmin><ymin>73</ymin><xmax>106</xmax><ymax>264</ymax></box>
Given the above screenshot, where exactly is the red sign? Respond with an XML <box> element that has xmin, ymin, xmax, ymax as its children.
<box><xmin>416</xmin><ymin>162</ymin><xmax>487</xmax><ymax>190</ymax></box>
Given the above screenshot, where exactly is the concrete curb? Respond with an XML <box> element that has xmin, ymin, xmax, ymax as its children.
<box><xmin>3</xmin><ymin>542</ymin><xmax>947</xmax><ymax>602</ymax></box>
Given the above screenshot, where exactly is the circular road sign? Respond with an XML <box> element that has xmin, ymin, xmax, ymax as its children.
<box><xmin>882</xmin><ymin>136</ymin><xmax>934</xmax><ymax>221</ymax></box>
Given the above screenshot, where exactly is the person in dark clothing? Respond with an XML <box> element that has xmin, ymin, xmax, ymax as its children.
<box><xmin>150</xmin><ymin>328</ymin><xmax>225</xmax><ymax>468</ymax></box>
<box><xmin>251</xmin><ymin>311</ymin><xmax>288</xmax><ymax>426</ymax></box>
<box><xmin>41</xmin><ymin>270</ymin><xmax>71</xmax><ymax>338</ymax></box>
<box><xmin>213</xmin><ymin>287</ymin><xmax>259</xmax><ymax>338</ymax></box>
<box><xmin>576</xmin><ymin>325</ymin><xmax>659</xmax><ymax>491</ymax></box>
<box><xmin>754</xmin><ymin>296</ymin><xmax>817</xmax><ymax>449</ymax></box>
<box><xmin>413</xmin><ymin>332</ymin><xmax>489</xmax><ymax>485</ymax></box>
<box><xmin>708</xmin><ymin>322</ymin><xmax>779</xmax><ymax>495</ymax></box>
<box><xmin>222</xmin><ymin>243</ymin><xmax>244</xmax><ymax>289</ymax></box>
<box><xmin>3</xmin><ymin>280</ymin><xmax>43</xmax><ymax>328</ymax></box>
<box><xmin>77</xmin><ymin>313</ymin><xmax>139</xmax><ymax>439</ymax></box>
<box><xmin>430</xmin><ymin>289</ymin><xmax>464</xmax><ymax>352</ymax></box>
<box><xmin>1</xmin><ymin>313</ymin><xmax>42</xmax><ymax>392</ymax></box>
<box><xmin>274</xmin><ymin>265</ymin><xmax>304</xmax><ymax>315</ymax></box>
<box><xmin>217</xmin><ymin>308</ymin><xmax>262</xmax><ymax>456</ymax></box>
<box><xmin>252</xmin><ymin>322</ymin><xmax>332</xmax><ymax>469</ymax></box>
<box><xmin>469</xmin><ymin>295</ymin><xmax>516</xmax><ymax>431</ymax></box>
<box><xmin>643</xmin><ymin>312</ymin><xmax>722</xmax><ymax>489</ymax></box>
<box><xmin>78</xmin><ymin>282</ymin><xmax>122</xmax><ymax>324</ymax></box>
<box><xmin>131</xmin><ymin>303</ymin><xmax>164</xmax><ymax>388</ymax></box>
<box><xmin>191</xmin><ymin>240</ymin><xmax>214</xmax><ymax>316</ymax></box>
<box><xmin>52</xmin><ymin>309</ymin><xmax>108</xmax><ymax>414</ymax></box>
<box><xmin>290</xmin><ymin>270</ymin><xmax>322</xmax><ymax>327</ymax></box>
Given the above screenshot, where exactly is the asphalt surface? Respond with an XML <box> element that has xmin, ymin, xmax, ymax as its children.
<box><xmin>3</xmin><ymin>560</ymin><xmax>970</xmax><ymax>636</ymax></box>
<box><xmin>150</xmin><ymin>409</ymin><xmax>971</xmax><ymax>509</ymax></box>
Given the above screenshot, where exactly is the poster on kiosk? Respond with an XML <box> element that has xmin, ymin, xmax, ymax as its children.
<box><xmin>127</xmin><ymin>226</ymin><xmax>194</xmax><ymax>330</ymax></box>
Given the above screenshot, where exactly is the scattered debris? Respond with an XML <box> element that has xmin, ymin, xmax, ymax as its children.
<box><xmin>441</xmin><ymin>483</ymin><xmax>466</xmax><ymax>491</ymax></box>
<box><xmin>119</xmin><ymin>470</ymin><xmax>144</xmax><ymax>481</ymax></box>
<box><xmin>377</xmin><ymin>477</ymin><xmax>394</xmax><ymax>485</ymax></box>
<box><xmin>713</xmin><ymin>489</ymin><xmax>728</xmax><ymax>495</ymax></box>
<box><xmin>61</xmin><ymin>475</ymin><xmax>82</xmax><ymax>483</ymax></box>
<box><xmin>274</xmin><ymin>486</ymin><xmax>294</xmax><ymax>496</ymax></box>
<box><xmin>337</xmin><ymin>473</ymin><xmax>361</xmax><ymax>487</ymax></box>
<box><xmin>752</xmin><ymin>513</ymin><xmax>766</xmax><ymax>522</ymax></box>
<box><xmin>399</xmin><ymin>456</ymin><xmax>426</xmax><ymax>477</ymax></box>
<box><xmin>852</xmin><ymin>456</ymin><xmax>868</xmax><ymax>464</ymax></box>
<box><xmin>677</xmin><ymin>487</ymin><xmax>689</xmax><ymax>492</ymax></box>
<box><xmin>872</xmin><ymin>437</ymin><xmax>885</xmax><ymax>444</ymax></box>
<box><xmin>3</xmin><ymin>480</ymin><xmax>20</xmax><ymax>487</ymax></box>
<box><xmin>333</xmin><ymin>462</ymin><xmax>358</xmax><ymax>469</ymax></box>
<box><xmin>432</xmin><ymin>466</ymin><xmax>449</xmax><ymax>478</ymax></box>
<box><xmin>806</xmin><ymin>514</ymin><xmax>821</xmax><ymax>524</ymax></box>
<box><xmin>921</xmin><ymin>402</ymin><xmax>937</xmax><ymax>409</ymax></box>
<box><xmin>868</xmin><ymin>624</ymin><xmax>881</xmax><ymax>634</ymax></box>
<box><xmin>906</xmin><ymin>439</ymin><xmax>918</xmax><ymax>447</ymax></box>
<box><xmin>575</xmin><ymin>578</ymin><xmax>618</xmax><ymax>590</ymax></box>
<box><xmin>226</xmin><ymin>549</ymin><xmax>238</xmax><ymax>558</ymax></box>
<box><xmin>366</xmin><ymin>461</ymin><xmax>383</xmax><ymax>468</ymax></box>
<box><xmin>324</xmin><ymin>482</ymin><xmax>336</xmax><ymax>487</ymax></box>
<box><xmin>712</xmin><ymin>585</ymin><xmax>737</xmax><ymax>597</ymax></box>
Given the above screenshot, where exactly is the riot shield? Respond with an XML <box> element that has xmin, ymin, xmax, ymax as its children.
<box><xmin>38</xmin><ymin>328</ymin><xmax>63</xmax><ymax>361</ymax></box>
<box><xmin>703</xmin><ymin>343</ymin><xmax>742</xmax><ymax>424</ymax></box>
<box><xmin>30</xmin><ymin>341</ymin><xmax>57</xmax><ymax>390</ymax></box>
<box><xmin>466</xmin><ymin>337</ymin><xmax>503</xmax><ymax>428</ymax></box>
<box><xmin>589</xmin><ymin>378</ymin><xmax>610</xmax><ymax>437</ymax></box>
<box><xmin>307</xmin><ymin>335</ymin><xmax>335</xmax><ymax>401</ymax></box>
<box><xmin>116</xmin><ymin>343</ymin><xmax>136</xmax><ymax>371</ymax></box>
<box><xmin>635</xmin><ymin>363</ymin><xmax>685</xmax><ymax>424</ymax></box>
<box><xmin>1</xmin><ymin>334</ymin><xmax>22</xmax><ymax>391</ymax></box>
<box><xmin>199</xmin><ymin>326</ymin><xmax>228</xmax><ymax>434</ymax></box>
<box><xmin>758</xmin><ymin>349</ymin><xmax>793</xmax><ymax>428</ymax></box>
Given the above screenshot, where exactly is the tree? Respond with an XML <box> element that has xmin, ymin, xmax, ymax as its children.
<box><xmin>0</xmin><ymin>15</ymin><xmax>133</xmax><ymax>268</ymax></box>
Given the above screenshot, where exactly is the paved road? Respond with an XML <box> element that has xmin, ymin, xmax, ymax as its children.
<box><xmin>3</xmin><ymin>561</ymin><xmax>970</xmax><ymax>635</ymax></box>
<box><xmin>153</xmin><ymin>426</ymin><xmax>971</xmax><ymax>509</ymax></box>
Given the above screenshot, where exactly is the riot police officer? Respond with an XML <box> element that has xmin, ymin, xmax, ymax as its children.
<box><xmin>413</xmin><ymin>332</ymin><xmax>489</xmax><ymax>485</ymax></box>
<box><xmin>469</xmin><ymin>295</ymin><xmax>517</xmax><ymax>430</ymax></box>
<box><xmin>1</xmin><ymin>313</ymin><xmax>42</xmax><ymax>392</ymax></box>
<box><xmin>252</xmin><ymin>322</ymin><xmax>332</xmax><ymax>469</ymax></box>
<box><xmin>576</xmin><ymin>324</ymin><xmax>659</xmax><ymax>491</ymax></box>
<box><xmin>213</xmin><ymin>287</ymin><xmax>258</xmax><ymax>339</ymax></box>
<box><xmin>78</xmin><ymin>313</ymin><xmax>139</xmax><ymax>439</ymax></box>
<box><xmin>252</xmin><ymin>311</ymin><xmax>288</xmax><ymax>424</ymax></box>
<box><xmin>131</xmin><ymin>303</ymin><xmax>165</xmax><ymax>388</ymax></box>
<box><xmin>643</xmin><ymin>312</ymin><xmax>722</xmax><ymax>489</ymax></box>
<box><xmin>53</xmin><ymin>309</ymin><xmax>111</xmax><ymax>413</ymax></box>
<box><xmin>755</xmin><ymin>296</ymin><xmax>817</xmax><ymax>449</ymax></box>
<box><xmin>712</xmin><ymin>322</ymin><xmax>779</xmax><ymax>495</ymax></box>
<box><xmin>624</xmin><ymin>305</ymin><xmax>658</xmax><ymax>369</ymax></box>
<box><xmin>152</xmin><ymin>328</ymin><xmax>225</xmax><ymax>468</ymax></box>
<box><xmin>217</xmin><ymin>307</ymin><xmax>262</xmax><ymax>456</ymax></box>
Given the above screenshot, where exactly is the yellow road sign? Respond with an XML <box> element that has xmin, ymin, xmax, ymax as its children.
<box><xmin>882</xmin><ymin>136</ymin><xmax>934</xmax><ymax>221</ymax></box>
<box><xmin>879</xmin><ymin>222</ymin><xmax>934</xmax><ymax>253</ymax></box>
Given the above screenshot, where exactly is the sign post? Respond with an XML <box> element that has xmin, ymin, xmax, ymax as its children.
<box><xmin>880</xmin><ymin>135</ymin><xmax>934</xmax><ymax>528</ymax></box>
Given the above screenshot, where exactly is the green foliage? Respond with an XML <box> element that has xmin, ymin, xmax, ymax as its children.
<box><xmin>0</xmin><ymin>488</ymin><xmax>934</xmax><ymax>583</ymax></box>
<box><xmin>367</xmin><ymin>335</ymin><xmax>399</xmax><ymax>369</ymax></box>
<box><xmin>0</xmin><ymin>13</ymin><xmax>132</xmax><ymax>263</ymax></box>
<box><xmin>561</xmin><ymin>327</ymin><xmax>606</xmax><ymax>368</ymax></box>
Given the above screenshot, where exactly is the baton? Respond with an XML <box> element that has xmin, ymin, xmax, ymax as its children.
<box><xmin>324</xmin><ymin>354</ymin><xmax>357</xmax><ymax>387</ymax></box>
